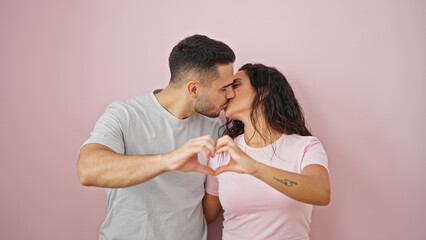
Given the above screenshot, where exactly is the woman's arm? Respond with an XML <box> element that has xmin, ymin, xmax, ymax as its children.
<box><xmin>215</xmin><ymin>136</ymin><xmax>330</xmax><ymax>205</ymax></box>
<box><xmin>250</xmin><ymin>163</ymin><xmax>330</xmax><ymax>205</ymax></box>
<box><xmin>202</xmin><ymin>193</ymin><xmax>222</xmax><ymax>224</ymax></box>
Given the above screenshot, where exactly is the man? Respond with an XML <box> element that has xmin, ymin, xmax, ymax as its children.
<box><xmin>77</xmin><ymin>34</ymin><xmax>235</xmax><ymax>239</ymax></box>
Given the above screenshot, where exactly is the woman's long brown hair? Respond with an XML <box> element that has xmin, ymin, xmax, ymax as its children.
<box><xmin>222</xmin><ymin>63</ymin><xmax>311</xmax><ymax>140</ymax></box>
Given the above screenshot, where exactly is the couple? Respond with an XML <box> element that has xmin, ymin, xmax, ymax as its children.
<box><xmin>78</xmin><ymin>34</ymin><xmax>330</xmax><ymax>240</ymax></box>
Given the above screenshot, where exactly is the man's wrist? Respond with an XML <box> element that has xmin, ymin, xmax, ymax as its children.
<box><xmin>160</xmin><ymin>152</ymin><xmax>174</xmax><ymax>172</ymax></box>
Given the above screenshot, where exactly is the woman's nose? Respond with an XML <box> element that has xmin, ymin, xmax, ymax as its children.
<box><xmin>226</xmin><ymin>88</ymin><xmax>235</xmax><ymax>99</ymax></box>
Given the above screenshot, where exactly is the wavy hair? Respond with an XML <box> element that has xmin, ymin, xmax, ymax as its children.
<box><xmin>223</xmin><ymin>63</ymin><xmax>311</xmax><ymax>140</ymax></box>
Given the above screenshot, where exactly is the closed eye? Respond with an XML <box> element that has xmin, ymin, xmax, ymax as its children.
<box><xmin>232</xmin><ymin>84</ymin><xmax>240</xmax><ymax>89</ymax></box>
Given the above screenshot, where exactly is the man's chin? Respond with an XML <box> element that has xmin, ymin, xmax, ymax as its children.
<box><xmin>197</xmin><ymin>110</ymin><xmax>220</xmax><ymax>118</ymax></box>
<box><xmin>204</xmin><ymin>112</ymin><xmax>220</xmax><ymax>118</ymax></box>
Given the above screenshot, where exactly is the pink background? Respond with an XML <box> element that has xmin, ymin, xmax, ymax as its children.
<box><xmin>1</xmin><ymin>0</ymin><xmax>425</xmax><ymax>239</ymax></box>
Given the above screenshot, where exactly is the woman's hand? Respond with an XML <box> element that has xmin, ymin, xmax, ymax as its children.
<box><xmin>214</xmin><ymin>136</ymin><xmax>330</xmax><ymax>205</ymax></box>
<box><xmin>215</xmin><ymin>135</ymin><xmax>261</xmax><ymax>175</ymax></box>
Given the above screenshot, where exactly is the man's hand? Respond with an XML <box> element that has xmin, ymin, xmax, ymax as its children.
<box><xmin>166</xmin><ymin>135</ymin><xmax>216</xmax><ymax>175</ymax></box>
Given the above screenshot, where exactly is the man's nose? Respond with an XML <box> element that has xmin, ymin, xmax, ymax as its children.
<box><xmin>226</xmin><ymin>87</ymin><xmax>235</xmax><ymax>99</ymax></box>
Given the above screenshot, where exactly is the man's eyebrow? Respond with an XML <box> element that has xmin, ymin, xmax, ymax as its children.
<box><xmin>221</xmin><ymin>79</ymin><xmax>240</xmax><ymax>89</ymax></box>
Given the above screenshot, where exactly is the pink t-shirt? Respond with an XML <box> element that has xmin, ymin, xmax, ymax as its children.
<box><xmin>205</xmin><ymin>134</ymin><xmax>328</xmax><ymax>240</ymax></box>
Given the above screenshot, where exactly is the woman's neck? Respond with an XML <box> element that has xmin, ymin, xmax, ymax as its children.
<box><xmin>242</xmin><ymin>119</ymin><xmax>282</xmax><ymax>148</ymax></box>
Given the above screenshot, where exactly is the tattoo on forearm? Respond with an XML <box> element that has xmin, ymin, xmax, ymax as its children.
<box><xmin>273</xmin><ymin>177</ymin><xmax>298</xmax><ymax>187</ymax></box>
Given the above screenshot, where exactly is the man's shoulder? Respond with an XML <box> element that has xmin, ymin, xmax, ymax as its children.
<box><xmin>124</xmin><ymin>93</ymin><xmax>152</xmax><ymax>107</ymax></box>
<box><xmin>107</xmin><ymin>93</ymin><xmax>153</xmax><ymax>111</ymax></box>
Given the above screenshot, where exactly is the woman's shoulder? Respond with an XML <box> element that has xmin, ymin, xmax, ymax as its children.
<box><xmin>283</xmin><ymin>134</ymin><xmax>322</xmax><ymax>146</ymax></box>
<box><xmin>233</xmin><ymin>134</ymin><xmax>244</xmax><ymax>141</ymax></box>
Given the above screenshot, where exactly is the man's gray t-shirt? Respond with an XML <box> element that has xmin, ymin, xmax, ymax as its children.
<box><xmin>83</xmin><ymin>92</ymin><xmax>222</xmax><ymax>240</ymax></box>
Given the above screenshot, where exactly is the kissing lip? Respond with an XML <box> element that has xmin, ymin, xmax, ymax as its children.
<box><xmin>222</xmin><ymin>101</ymin><xmax>230</xmax><ymax>110</ymax></box>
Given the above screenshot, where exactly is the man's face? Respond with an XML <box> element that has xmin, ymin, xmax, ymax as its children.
<box><xmin>194</xmin><ymin>63</ymin><xmax>235</xmax><ymax>118</ymax></box>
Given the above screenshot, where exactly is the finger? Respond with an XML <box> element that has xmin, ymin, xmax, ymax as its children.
<box><xmin>215</xmin><ymin>145</ymin><xmax>230</xmax><ymax>154</ymax></box>
<box><xmin>193</xmin><ymin>138</ymin><xmax>216</xmax><ymax>158</ymax></box>
<box><xmin>191</xmin><ymin>135</ymin><xmax>215</xmax><ymax>147</ymax></box>
<box><xmin>215</xmin><ymin>135</ymin><xmax>228</xmax><ymax>146</ymax></box>
<box><xmin>215</xmin><ymin>140</ymin><xmax>227</xmax><ymax>151</ymax></box>
<box><xmin>203</xmin><ymin>135</ymin><xmax>216</xmax><ymax>143</ymax></box>
<box><xmin>217</xmin><ymin>135</ymin><xmax>232</xmax><ymax>141</ymax></box>
<box><xmin>194</xmin><ymin>164</ymin><xmax>215</xmax><ymax>176</ymax></box>
<box><xmin>214</xmin><ymin>165</ymin><xmax>232</xmax><ymax>175</ymax></box>
<box><xmin>216</xmin><ymin>139</ymin><xmax>232</xmax><ymax>152</ymax></box>
<box><xmin>203</xmin><ymin>140</ymin><xmax>216</xmax><ymax>158</ymax></box>
<box><xmin>198</xmin><ymin>146</ymin><xmax>211</xmax><ymax>163</ymax></box>
<box><xmin>216</xmin><ymin>136</ymin><xmax>234</xmax><ymax>150</ymax></box>
<box><xmin>198</xmin><ymin>135</ymin><xmax>216</xmax><ymax>145</ymax></box>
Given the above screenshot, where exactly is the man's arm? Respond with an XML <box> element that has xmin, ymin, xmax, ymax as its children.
<box><xmin>77</xmin><ymin>135</ymin><xmax>216</xmax><ymax>188</ymax></box>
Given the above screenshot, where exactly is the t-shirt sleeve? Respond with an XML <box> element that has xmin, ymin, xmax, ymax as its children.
<box><xmin>205</xmin><ymin>175</ymin><xmax>219</xmax><ymax>196</ymax></box>
<box><xmin>81</xmin><ymin>102</ymin><xmax>127</xmax><ymax>154</ymax></box>
<box><xmin>204</xmin><ymin>153</ymin><xmax>223</xmax><ymax>196</ymax></box>
<box><xmin>300</xmin><ymin>137</ymin><xmax>329</xmax><ymax>172</ymax></box>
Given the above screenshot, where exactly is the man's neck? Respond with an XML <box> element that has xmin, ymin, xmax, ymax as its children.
<box><xmin>154</xmin><ymin>85</ymin><xmax>195</xmax><ymax>119</ymax></box>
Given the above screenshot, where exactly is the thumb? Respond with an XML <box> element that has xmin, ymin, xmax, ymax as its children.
<box><xmin>214</xmin><ymin>165</ymin><xmax>232</xmax><ymax>175</ymax></box>
<box><xmin>194</xmin><ymin>164</ymin><xmax>215</xmax><ymax>176</ymax></box>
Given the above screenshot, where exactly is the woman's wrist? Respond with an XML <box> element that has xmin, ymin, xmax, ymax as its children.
<box><xmin>248</xmin><ymin>161</ymin><xmax>266</xmax><ymax>176</ymax></box>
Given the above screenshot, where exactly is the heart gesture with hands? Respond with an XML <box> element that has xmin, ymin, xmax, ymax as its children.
<box><xmin>167</xmin><ymin>135</ymin><xmax>216</xmax><ymax>176</ymax></box>
<box><xmin>215</xmin><ymin>135</ymin><xmax>261</xmax><ymax>175</ymax></box>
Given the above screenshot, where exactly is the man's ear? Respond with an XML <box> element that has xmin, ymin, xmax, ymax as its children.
<box><xmin>186</xmin><ymin>80</ymin><xmax>200</xmax><ymax>99</ymax></box>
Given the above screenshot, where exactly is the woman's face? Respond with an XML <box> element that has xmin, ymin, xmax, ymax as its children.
<box><xmin>224</xmin><ymin>70</ymin><xmax>257</xmax><ymax>122</ymax></box>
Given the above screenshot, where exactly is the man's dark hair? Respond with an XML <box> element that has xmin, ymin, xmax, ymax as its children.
<box><xmin>169</xmin><ymin>34</ymin><xmax>235</xmax><ymax>86</ymax></box>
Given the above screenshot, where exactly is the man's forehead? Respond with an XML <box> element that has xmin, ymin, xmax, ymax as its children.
<box><xmin>212</xmin><ymin>63</ymin><xmax>235</xmax><ymax>87</ymax></box>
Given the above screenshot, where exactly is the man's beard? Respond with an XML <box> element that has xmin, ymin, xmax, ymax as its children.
<box><xmin>194</xmin><ymin>96</ymin><xmax>220</xmax><ymax>118</ymax></box>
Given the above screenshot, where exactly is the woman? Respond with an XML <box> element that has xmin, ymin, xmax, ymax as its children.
<box><xmin>203</xmin><ymin>63</ymin><xmax>330</xmax><ymax>239</ymax></box>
